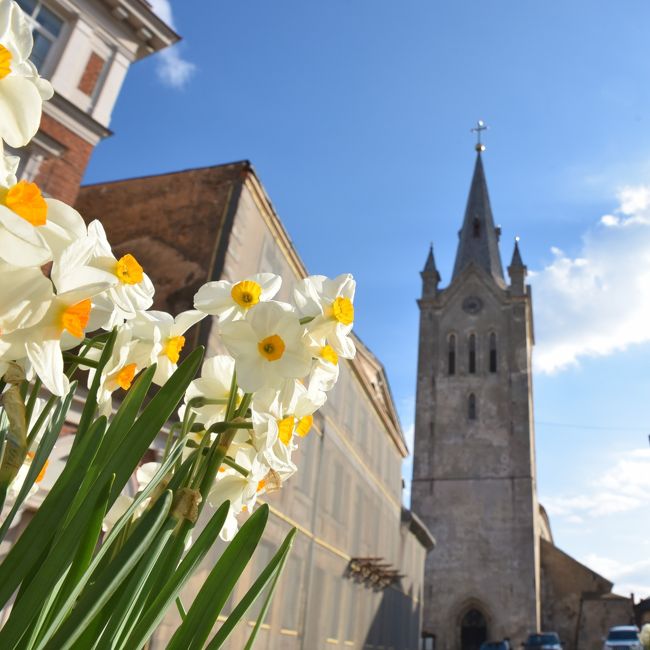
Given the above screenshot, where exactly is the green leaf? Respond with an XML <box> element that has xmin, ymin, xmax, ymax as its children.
<box><xmin>0</xmin><ymin>381</ymin><xmax>77</xmax><ymax>543</ymax></box>
<box><xmin>95</xmin><ymin>364</ymin><xmax>156</xmax><ymax>464</ymax></box>
<box><xmin>120</xmin><ymin>500</ymin><xmax>230</xmax><ymax>650</ymax></box>
<box><xmin>0</xmin><ymin>472</ymin><xmax>115</xmax><ymax>649</ymax></box>
<box><xmin>76</xmin><ymin>329</ymin><xmax>117</xmax><ymax>440</ymax></box>
<box><xmin>0</xmin><ymin>417</ymin><xmax>105</xmax><ymax>609</ymax></box>
<box><xmin>166</xmin><ymin>504</ymin><xmax>270</xmax><ymax>650</ymax></box>
<box><xmin>93</xmin><ymin>517</ymin><xmax>176</xmax><ymax>650</ymax></box>
<box><xmin>208</xmin><ymin>527</ymin><xmax>297</xmax><ymax>649</ymax></box>
<box><xmin>40</xmin><ymin>490</ymin><xmax>173</xmax><ymax>650</ymax></box>
<box><xmin>103</xmin><ymin>347</ymin><xmax>203</xmax><ymax>506</ymax></box>
<box><xmin>23</xmin><ymin>473</ymin><xmax>114</xmax><ymax>649</ymax></box>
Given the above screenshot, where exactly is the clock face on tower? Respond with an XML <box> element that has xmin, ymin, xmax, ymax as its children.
<box><xmin>462</xmin><ymin>296</ymin><xmax>483</xmax><ymax>314</ymax></box>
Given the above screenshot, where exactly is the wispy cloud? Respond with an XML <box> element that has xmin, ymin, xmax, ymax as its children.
<box><xmin>583</xmin><ymin>553</ymin><xmax>650</xmax><ymax>599</ymax></box>
<box><xmin>148</xmin><ymin>0</ymin><xmax>196</xmax><ymax>89</ymax></box>
<box><xmin>531</xmin><ymin>184</ymin><xmax>650</xmax><ymax>373</ymax></box>
<box><xmin>543</xmin><ymin>448</ymin><xmax>650</xmax><ymax>519</ymax></box>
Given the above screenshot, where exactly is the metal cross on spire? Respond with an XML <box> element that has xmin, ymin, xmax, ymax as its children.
<box><xmin>471</xmin><ymin>120</ymin><xmax>488</xmax><ymax>152</ymax></box>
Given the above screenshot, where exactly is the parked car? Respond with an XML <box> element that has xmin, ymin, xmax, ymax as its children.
<box><xmin>480</xmin><ymin>642</ymin><xmax>510</xmax><ymax>650</ymax></box>
<box><xmin>524</xmin><ymin>632</ymin><xmax>562</xmax><ymax>649</ymax></box>
<box><xmin>603</xmin><ymin>626</ymin><xmax>642</xmax><ymax>650</ymax></box>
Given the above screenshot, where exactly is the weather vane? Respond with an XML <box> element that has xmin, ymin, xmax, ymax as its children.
<box><xmin>471</xmin><ymin>120</ymin><xmax>488</xmax><ymax>152</ymax></box>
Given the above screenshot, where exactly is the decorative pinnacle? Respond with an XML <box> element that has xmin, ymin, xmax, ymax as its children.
<box><xmin>471</xmin><ymin>120</ymin><xmax>488</xmax><ymax>152</ymax></box>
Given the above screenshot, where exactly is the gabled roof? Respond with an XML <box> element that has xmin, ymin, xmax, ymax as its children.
<box><xmin>451</xmin><ymin>153</ymin><xmax>505</xmax><ymax>287</ymax></box>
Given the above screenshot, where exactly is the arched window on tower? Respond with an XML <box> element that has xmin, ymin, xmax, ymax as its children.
<box><xmin>468</xmin><ymin>334</ymin><xmax>476</xmax><ymax>374</ymax></box>
<box><xmin>489</xmin><ymin>332</ymin><xmax>497</xmax><ymax>373</ymax></box>
<box><xmin>468</xmin><ymin>393</ymin><xmax>477</xmax><ymax>420</ymax></box>
<box><xmin>472</xmin><ymin>216</ymin><xmax>481</xmax><ymax>238</ymax></box>
<box><xmin>448</xmin><ymin>334</ymin><xmax>456</xmax><ymax>375</ymax></box>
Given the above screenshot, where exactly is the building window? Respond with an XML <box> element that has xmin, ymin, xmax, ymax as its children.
<box><xmin>448</xmin><ymin>334</ymin><xmax>456</xmax><ymax>375</ymax></box>
<box><xmin>468</xmin><ymin>334</ymin><xmax>476</xmax><ymax>374</ymax></box>
<box><xmin>489</xmin><ymin>332</ymin><xmax>497</xmax><ymax>373</ymax></box>
<box><xmin>468</xmin><ymin>394</ymin><xmax>477</xmax><ymax>420</ymax></box>
<box><xmin>16</xmin><ymin>0</ymin><xmax>64</xmax><ymax>71</ymax></box>
<box><xmin>472</xmin><ymin>216</ymin><xmax>480</xmax><ymax>237</ymax></box>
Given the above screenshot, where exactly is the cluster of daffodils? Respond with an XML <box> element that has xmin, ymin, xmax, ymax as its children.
<box><xmin>0</xmin><ymin>0</ymin><xmax>355</xmax><ymax>540</ymax></box>
<box><xmin>104</xmin><ymin>272</ymin><xmax>355</xmax><ymax>539</ymax></box>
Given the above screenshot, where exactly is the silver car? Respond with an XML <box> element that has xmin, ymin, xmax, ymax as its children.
<box><xmin>603</xmin><ymin>626</ymin><xmax>642</xmax><ymax>650</ymax></box>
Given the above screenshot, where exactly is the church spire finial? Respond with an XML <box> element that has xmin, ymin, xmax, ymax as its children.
<box><xmin>451</xmin><ymin>146</ymin><xmax>505</xmax><ymax>286</ymax></box>
<box><xmin>471</xmin><ymin>119</ymin><xmax>488</xmax><ymax>153</ymax></box>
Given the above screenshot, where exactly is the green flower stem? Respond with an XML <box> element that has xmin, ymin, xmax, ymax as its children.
<box><xmin>26</xmin><ymin>394</ymin><xmax>57</xmax><ymax>448</ymax></box>
<box><xmin>222</xmin><ymin>456</ymin><xmax>250</xmax><ymax>477</ymax></box>
<box><xmin>62</xmin><ymin>354</ymin><xmax>100</xmax><ymax>369</ymax></box>
<box><xmin>162</xmin><ymin>423</ymin><xmax>182</xmax><ymax>462</ymax></box>
<box><xmin>24</xmin><ymin>376</ymin><xmax>42</xmax><ymax>431</ymax></box>
<box><xmin>207</xmin><ymin>420</ymin><xmax>253</xmax><ymax>435</ymax></box>
<box><xmin>175</xmin><ymin>596</ymin><xmax>187</xmax><ymax>621</ymax></box>
<box><xmin>224</xmin><ymin>373</ymin><xmax>238</xmax><ymax>422</ymax></box>
<box><xmin>234</xmin><ymin>393</ymin><xmax>252</xmax><ymax>419</ymax></box>
<box><xmin>299</xmin><ymin>316</ymin><xmax>315</xmax><ymax>325</ymax></box>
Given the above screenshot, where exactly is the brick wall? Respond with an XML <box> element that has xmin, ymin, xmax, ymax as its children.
<box><xmin>78</xmin><ymin>52</ymin><xmax>105</xmax><ymax>96</ymax></box>
<box><xmin>35</xmin><ymin>114</ymin><xmax>95</xmax><ymax>205</ymax></box>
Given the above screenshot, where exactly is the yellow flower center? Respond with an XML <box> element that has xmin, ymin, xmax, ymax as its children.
<box><xmin>0</xmin><ymin>45</ymin><xmax>11</xmax><ymax>79</ymax></box>
<box><xmin>258</xmin><ymin>334</ymin><xmax>285</xmax><ymax>362</ymax></box>
<box><xmin>116</xmin><ymin>363</ymin><xmax>137</xmax><ymax>390</ymax></box>
<box><xmin>296</xmin><ymin>415</ymin><xmax>313</xmax><ymax>438</ymax></box>
<box><xmin>3</xmin><ymin>181</ymin><xmax>47</xmax><ymax>226</ymax></box>
<box><xmin>278</xmin><ymin>416</ymin><xmax>295</xmax><ymax>445</ymax></box>
<box><xmin>164</xmin><ymin>335</ymin><xmax>185</xmax><ymax>364</ymax></box>
<box><xmin>27</xmin><ymin>453</ymin><xmax>49</xmax><ymax>483</ymax></box>
<box><xmin>115</xmin><ymin>254</ymin><xmax>144</xmax><ymax>284</ymax></box>
<box><xmin>257</xmin><ymin>479</ymin><xmax>266</xmax><ymax>492</ymax></box>
<box><xmin>231</xmin><ymin>280</ymin><xmax>262</xmax><ymax>309</ymax></box>
<box><xmin>332</xmin><ymin>296</ymin><xmax>354</xmax><ymax>325</ymax></box>
<box><xmin>320</xmin><ymin>345</ymin><xmax>338</xmax><ymax>365</ymax></box>
<box><xmin>60</xmin><ymin>299</ymin><xmax>91</xmax><ymax>338</ymax></box>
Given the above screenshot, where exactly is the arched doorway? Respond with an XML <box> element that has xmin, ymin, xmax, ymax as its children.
<box><xmin>460</xmin><ymin>608</ymin><xmax>487</xmax><ymax>650</ymax></box>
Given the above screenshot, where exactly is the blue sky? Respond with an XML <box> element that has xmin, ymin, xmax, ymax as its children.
<box><xmin>85</xmin><ymin>1</ymin><xmax>650</xmax><ymax>598</ymax></box>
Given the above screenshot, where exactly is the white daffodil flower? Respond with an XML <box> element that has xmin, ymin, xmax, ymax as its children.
<box><xmin>129</xmin><ymin>309</ymin><xmax>205</xmax><ymax>386</ymax></box>
<box><xmin>0</xmin><ymin>0</ymin><xmax>53</xmax><ymax>148</ymax></box>
<box><xmin>194</xmin><ymin>273</ymin><xmax>281</xmax><ymax>322</ymax></box>
<box><xmin>86</xmin><ymin>327</ymin><xmax>148</xmax><ymax>417</ymax></box>
<box><xmin>308</xmin><ymin>342</ymin><xmax>340</xmax><ymax>392</ymax></box>
<box><xmin>220</xmin><ymin>300</ymin><xmax>312</xmax><ymax>393</ymax></box>
<box><xmin>39</xmin><ymin>200</ymin><xmax>88</xmax><ymax>263</ymax></box>
<box><xmin>208</xmin><ymin>445</ymin><xmax>268</xmax><ymax>541</ymax></box>
<box><xmin>250</xmin><ymin>410</ymin><xmax>297</xmax><ymax>480</ymax></box>
<box><xmin>294</xmin><ymin>273</ymin><xmax>356</xmax><ymax>358</ymax></box>
<box><xmin>178</xmin><ymin>354</ymin><xmax>238</xmax><ymax>429</ymax></box>
<box><xmin>0</xmin><ymin>261</ymin><xmax>52</xmax><ymax>337</ymax></box>
<box><xmin>1</xmin><ymin>279</ymin><xmax>113</xmax><ymax>395</ymax></box>
<box><xmin>81</xmin><ymin>221</ymin><xmax>155</xmax><ymax>329</ymax></box>
<box><xmin>0</xmin><ymin>141</ymin><xmax>18</xmax><ymax>186</ymax></box>
<box><xmin>0</xmin><ymin>179</ymin><xmax>51</xmax><ymax>266</ymax></box>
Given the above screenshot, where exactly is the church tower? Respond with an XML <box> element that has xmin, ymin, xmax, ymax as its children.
<box><xmin>411</xmin><ymin>142</ymin><xmax>540</xmax><ymax>649</ymax></box>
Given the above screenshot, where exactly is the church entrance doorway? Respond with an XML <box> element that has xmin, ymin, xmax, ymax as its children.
<box><xmin>460</xmin><ymin>608</ymin><xmax>487</xmax><ymax>650</ymax></box>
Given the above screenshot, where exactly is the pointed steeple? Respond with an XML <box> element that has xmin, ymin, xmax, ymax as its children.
<box><xmin>508</xmin><ymin>236</ymin><xmax>527</xmax><ymax>295</ymax></box>
<box><xmin>451</xmin><ymin>152</ymin><xmax>505</xmax><ymax>286</ymax></box>
<box><xmin>510</xmin><ymin>237</ymin><xmax>524</xmax><ymax>269</ymax></box>
<box><xmin>421</xmin><ymin>243</ymin><xmax>441</xmax><ymax>297</ymax></box>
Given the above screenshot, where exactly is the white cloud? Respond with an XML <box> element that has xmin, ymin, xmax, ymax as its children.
<box><xmin>582</xmin><ymin>553</ymin><xmax>650</xmax><ymax>599</ymax></box>
<box><xmin>543</xmin><ymin>448</ymin><xmax>650</xmax><ymax>519</ymax></box>
<box><xmin>148</xmin><ymin>0</ymin><xmax>196</xmax><ymax>89</ymax></box>
<box><xmin>532</xmin><ymin>184</ymin><xmax>650</xmax><ymax>373</ymax></box>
